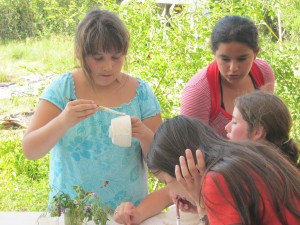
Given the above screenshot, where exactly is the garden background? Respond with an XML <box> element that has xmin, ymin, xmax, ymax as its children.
<box><xmin>0</xmin><ymin>0</ymin><xmax>299</xmax><ymax>211</ymax></box>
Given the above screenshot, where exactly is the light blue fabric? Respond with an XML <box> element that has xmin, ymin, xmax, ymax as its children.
<box><xmin>41</xmin><ymin>72</ymin><xmax>161</xmax><ymax>210</ymax></box>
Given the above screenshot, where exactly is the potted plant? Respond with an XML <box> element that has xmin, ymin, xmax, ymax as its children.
<box><xmin>49</xmin><ymin>185</ymin><xmax>112</xmax><ymax>225</ymax></box>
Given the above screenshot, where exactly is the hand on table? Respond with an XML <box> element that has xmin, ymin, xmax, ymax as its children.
<box><xmin>113</xmin><ymin>202</ymin><xmax>142</xmax><ymax>225</ymax></box>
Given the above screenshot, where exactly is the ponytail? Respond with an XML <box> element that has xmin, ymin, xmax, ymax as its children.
<box><xmin>281</xmin><ymin>138</ymin><xmax>300</xmax><ymax>167</ymax></box>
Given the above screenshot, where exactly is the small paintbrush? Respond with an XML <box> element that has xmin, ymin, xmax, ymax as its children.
<box><xmin>65</xmin><ymin>97</ymin><xmax>126</xmax><ymax>116</ymax></box>
<box><xmin>176</xmin><ymin>199</ymin><xmax>180</xmax><ymax>225</ymax></box>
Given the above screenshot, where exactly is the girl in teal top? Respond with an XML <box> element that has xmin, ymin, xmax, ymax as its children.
<box><xmin>22</xmin><ymin>9</ymin><xmax>162</xmax><ymax>210</ymax></box>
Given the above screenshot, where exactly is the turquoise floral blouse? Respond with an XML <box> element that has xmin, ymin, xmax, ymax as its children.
<box><xmin>41</xmin><ymin>72</ymin><xmax>161</xmax><ymax>209</ymax></box>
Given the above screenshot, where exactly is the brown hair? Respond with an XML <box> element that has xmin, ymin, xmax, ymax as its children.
<box><xmin>147</xmin><ymin>115</ymin><xmax>300</xmax><ymax>225</ymax></box>
<box><xmin>75</xmin><ymin>9</ymin><xmax>129</xmax><ymax>86</ymax></box>
<box><xmin>235</xmin><ymin>90</ymin><xmax>299</xmax><ymax>166</ymax></box>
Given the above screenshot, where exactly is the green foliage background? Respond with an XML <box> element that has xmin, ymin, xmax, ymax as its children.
<box><xmin>0</xmin><ymin>0</ymin><xmax>299</xmax><ymax>211</ymax></box>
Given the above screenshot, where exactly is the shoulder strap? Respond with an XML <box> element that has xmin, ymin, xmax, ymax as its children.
<box><xmin>250</xmin><ymin>61</ymin><xmax>264</xmax><ymax>87</ymax></box>
<box><xmin>206</xmin><ymin>60</ymin><xmax>220</xmax><ymax>121</ymax></box>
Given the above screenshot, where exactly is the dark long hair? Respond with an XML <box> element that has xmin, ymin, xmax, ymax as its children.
<box><xmin>147</xmin><ymin>115</ymin><xmax>300</xmax><ymax>225</ymax></box>
<box><xmin>211</xmin><ymin>15</ymin><xmax>259</xmax><ymax>53</ymax></box>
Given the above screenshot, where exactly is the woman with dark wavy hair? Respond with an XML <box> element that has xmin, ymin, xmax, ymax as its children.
<box><xmin>147</xmin><ymin>115</ymin><xmax>300</xmax><ymax>225</ymax></box>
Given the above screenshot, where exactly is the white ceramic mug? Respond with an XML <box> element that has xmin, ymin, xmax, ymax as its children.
<box><xmin>109</xmin><ymin>115</ymin><xmax>132</xmax><ymax>147</ymax></box>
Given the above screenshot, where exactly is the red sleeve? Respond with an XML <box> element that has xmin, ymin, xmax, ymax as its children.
<box><xmin>180</xmin><ymin>69</ymin><xmax>211</xmax><ymax>125</ymax></box>
<box><xmin>202</xmin><ymin>173</ymin><xmax>242</xmax><ymax>225</ymax></box>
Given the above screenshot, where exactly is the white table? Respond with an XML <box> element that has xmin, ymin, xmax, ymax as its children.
<box><xmin>0</xmin><ymin>212</ymin><xmax>162</xmax><ymax>225</ymax></box>
<box><xmin>0</xmin><ymin>206</ymin><xmax>201</xmax><ymax>225</ymax></box>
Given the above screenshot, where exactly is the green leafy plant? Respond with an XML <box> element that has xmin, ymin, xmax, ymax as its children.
<box><xmin>49</xmin><ymin>185</ymin><xmax>111</xmax><ymax>225</ymax></box>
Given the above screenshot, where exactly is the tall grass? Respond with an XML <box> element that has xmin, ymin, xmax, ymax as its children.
<box><xmin>0</xmin><ymin>36</ymin><xmax>77</xmax><ymax>211</ymax></box>
<box><xmin>0</xmin><ymin>36</ymin><xmax>75</xmax><ymax>82</ymax></box>
<box><xmin>0</xmin><ymin>137</ymin><xmax>50</xmax><ymax>211</ymax></box>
